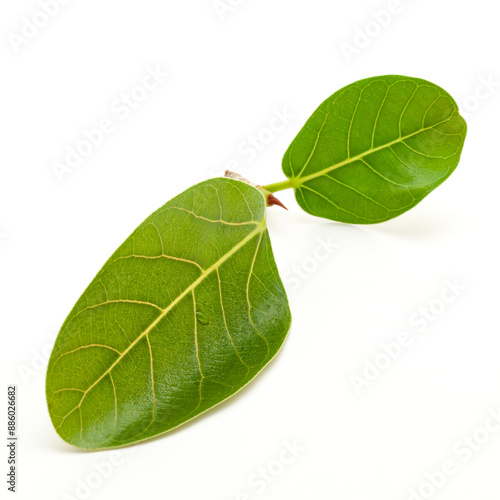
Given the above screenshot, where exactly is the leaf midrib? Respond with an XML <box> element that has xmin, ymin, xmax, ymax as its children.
<box><xmin>291</xmin><ymin>115</ymin><xmax>459</xmax><ymax>186</ymax></box>
<box><xmin>55</xmin><ymin>218</ymin><xmax>267</xmax><ymax>412</ymax></box>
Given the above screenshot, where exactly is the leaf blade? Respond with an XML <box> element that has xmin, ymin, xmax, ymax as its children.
<box><xmin>283</xmin><ymin>75</ymin><xmax>467</xmax><ymax>223</ymax></box>
<box><xmin>46</xmin><ymin>178</ymin><xmax>291</xmax><ymax>449</ymax></box>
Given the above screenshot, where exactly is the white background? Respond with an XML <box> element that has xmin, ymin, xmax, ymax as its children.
<box><xmin>1</xmin><ymin>1</ymin><xmax>499</xmax><ymax>499</ymax></box>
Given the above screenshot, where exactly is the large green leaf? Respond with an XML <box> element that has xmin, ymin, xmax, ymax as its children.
<box><xmin>282</xmin><ymin>75</ymin><xmax>467</xmax><ymax>224</ymax></box>
<box><xmin>46</xmin><ymin>178</ymin><xmax>291</xmax><ymax>449</ymax></box>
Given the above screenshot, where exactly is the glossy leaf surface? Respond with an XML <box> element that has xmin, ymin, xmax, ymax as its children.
<box><xmin>283</xmin><ymin>75</ymin><xmax>467</xmax><ymax>223</ymax></box>
<box><xmin>46</xmin><ymin>178</ymin><xmax>291</xmax><ymax>449</ymax></box>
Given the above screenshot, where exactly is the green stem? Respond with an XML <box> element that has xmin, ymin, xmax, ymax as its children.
<box><xmin>262</xmin><ymin>179</ymin><xmax>295</xmax><ymax>193</ymax></box>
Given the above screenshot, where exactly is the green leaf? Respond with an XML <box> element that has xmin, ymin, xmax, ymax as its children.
<box><xmin>46</xmin><ymin>178</ymin><xmax>291</xmax><ymax>449</ymax></box>
<box><xmin>281</xmin><ymin>75</ymin><xmax>467</xmax><ymax>224</ymax></box>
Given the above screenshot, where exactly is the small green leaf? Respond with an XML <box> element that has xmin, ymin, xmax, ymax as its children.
<box><xmin>282</xmin><ymin>75</ymin><xmax>467</xmax><ymax>224</ymax></box>
<box><xmin>46</xmin><ymin>178</ymin><xmax>291</xmax><ymax>449</ymax></box>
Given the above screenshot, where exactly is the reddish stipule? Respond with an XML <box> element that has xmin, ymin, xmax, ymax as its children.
<box><xmin>267</xmin><ymin>194</ymin><xmax>288</xmax><ymax>210</ymax></box>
